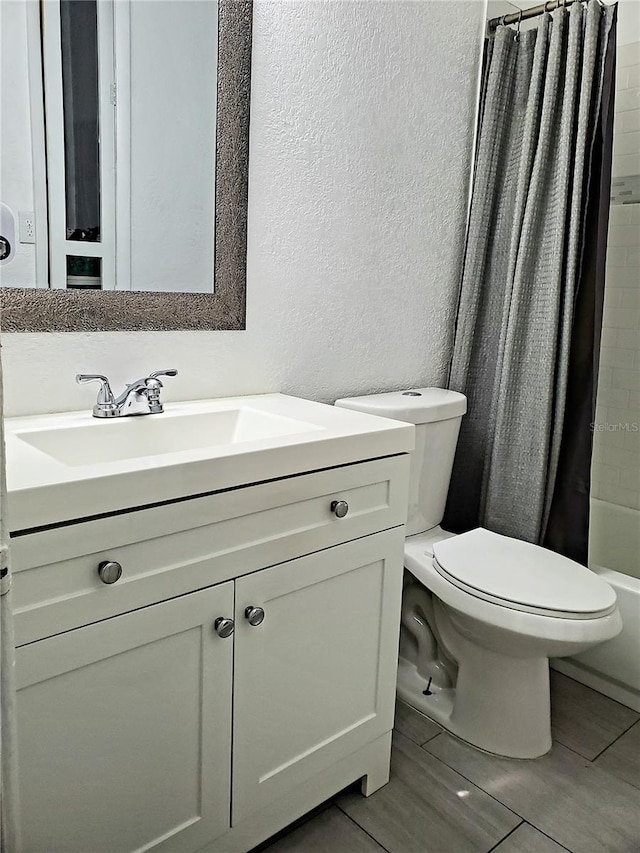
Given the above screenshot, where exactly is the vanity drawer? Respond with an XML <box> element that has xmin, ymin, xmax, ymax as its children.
<box><xmin>12</xmin><ymin>455</ymin><xmax>409</xmax><ymax>645</ymax></box>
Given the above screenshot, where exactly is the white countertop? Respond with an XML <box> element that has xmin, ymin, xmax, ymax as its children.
<box><xmin>5</xmin><ymin>394</ymin><xmax>414</xmax><ymax>532</ymax></box>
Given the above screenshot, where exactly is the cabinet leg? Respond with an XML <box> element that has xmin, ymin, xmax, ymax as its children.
<box><xmin>360</xmin><ymin>731</ymin><xmax>392</xmax><ymax>797</ymax></box>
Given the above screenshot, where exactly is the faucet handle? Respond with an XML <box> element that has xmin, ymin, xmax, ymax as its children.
<box><xmin>76</xmin><ymin>374</ymin><xmax>118</xmax><ymax>418</ymax></box>
<box><xmin>148</xmin><ymin>369</ymin><xmax>178</xmax><ymax>381</ymax></box>
<box><xmin>143</xmin><ymin>369</ymin><xmax>177</xmax><ymax>414</ymax></box>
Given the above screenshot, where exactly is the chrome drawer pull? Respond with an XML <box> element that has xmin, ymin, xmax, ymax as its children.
<box><xmin>330</xmin><ymin>500</ymin><xmax>349</xmax><ymax>519</ymax></box>
<box><xmin>97</xmin><ymin>560</ymin><xmax>122</xmax><ymax>584</ymax></box>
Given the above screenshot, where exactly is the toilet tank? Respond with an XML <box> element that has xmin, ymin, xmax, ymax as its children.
<box><xmin>335</xmin><ymin>388</ymin><xmax>467</xmax><ymax>536</ymax></box>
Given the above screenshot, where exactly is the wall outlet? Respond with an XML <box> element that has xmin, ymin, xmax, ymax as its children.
<box><xmin>19</xmin><ymin>211</ymin><xmax>36</xmax><ymax>244</ymax></box>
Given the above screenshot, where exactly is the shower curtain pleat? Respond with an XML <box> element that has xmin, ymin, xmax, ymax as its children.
<box><xmin>544</xmin><ymin>9</ymin><xmax>617</xmax><ymax>561</ymax></box>
<box><xmin>445</xmin><ymin>1</ymin><xmax>617</xmax><ymax>563</ymax></box>
<box><xmin>445</xmin><ymin>25</ymin><xmax>539</xmax><ymax>535</ymax></box>
<box><xmin>483</xmin><ymin>6</ymin><xmax>583</xmax><ymax>539</ymax></box>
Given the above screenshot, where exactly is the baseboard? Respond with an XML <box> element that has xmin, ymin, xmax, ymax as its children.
<box><xmin>551</xmin><ymin>659</ymin><xmax>640</xmax><ymax>713</ymax></box>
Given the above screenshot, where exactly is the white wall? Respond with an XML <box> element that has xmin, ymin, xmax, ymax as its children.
<box><xmin>1</xmin><ymin>0</ymin><xmax>486</xmax><ymax>418</ymax></box>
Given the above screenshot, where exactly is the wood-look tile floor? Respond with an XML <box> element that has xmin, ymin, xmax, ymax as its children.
<box><xmin>255</xmin><ymin>672</ymin><xmax>640</xmax><ymax>853</ymax></box>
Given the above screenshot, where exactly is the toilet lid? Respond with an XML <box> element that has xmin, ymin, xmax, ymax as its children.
<box><xmin>432</xmin><ymin>528</ymin><xmax>617</xmax><ymax>617</ymax></box>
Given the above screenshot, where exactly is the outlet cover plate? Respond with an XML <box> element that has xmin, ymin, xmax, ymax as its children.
<box><xmin>19</xmin><ymin>211</ymin><xmax>36</xmax><ymax>244</ymax></box>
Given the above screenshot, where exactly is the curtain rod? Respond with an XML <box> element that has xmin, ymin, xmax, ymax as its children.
<box><xmin>488</xmin><ymin>0</ymin><xmax>584</xmax><ymax>33</ymax></box>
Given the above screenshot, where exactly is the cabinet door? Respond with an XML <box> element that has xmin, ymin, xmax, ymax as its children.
<box><xmin>232</xmin><ymin>528</ymin><xmax>404</xmax><ymax>823</ymax></box>
<box><xmin>16</xmin><ymin>582</ymin><xmax>234</xmax><ymax>853</ymax></box>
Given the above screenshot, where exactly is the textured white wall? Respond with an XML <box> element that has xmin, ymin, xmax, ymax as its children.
<box><xmin>1</xmin><ymin>0</ymin><xmax>485</xmax><ymax>417</ymax></box>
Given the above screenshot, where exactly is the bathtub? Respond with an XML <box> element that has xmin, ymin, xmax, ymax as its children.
<box><xmin>551</xmin><ymin>499</ymin><xmax>640</xmax><ymax>712</ymax></box>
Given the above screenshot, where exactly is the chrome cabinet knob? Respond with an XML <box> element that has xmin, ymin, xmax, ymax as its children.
<box><xmin>330</xmin><ymin>500</ymin><xmax>349</xmax><ymax>519</ymax></box>
<box><xmin>98</xmin><ymin>560</ymin><xmax>122</xmax><ymax>584</ymax></box>
<box><xmin>245</xmin><ymin>606</ymin><xmax>265</xmax><ymax>627</ymax></box>
<box><xmin>214</xmin><ymin>617</ymin><xmax>235</xmax><ymax>638</ymax></box>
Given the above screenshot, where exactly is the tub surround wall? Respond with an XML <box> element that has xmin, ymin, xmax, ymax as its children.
<box><xmin>591</xmin><ymin>40</ymin><xmax>640</xmax><ymax>514</ymax></box>
<box><xmin>590</xmin><ymin>498</ymin><xmax>640</xmax><ymax>578</ymax></box>
<box><xmin>0</xmin><ymin>0</ymin><xmax>486</xmax><ymax>416</ymax></box>
<box><xmin>558</xmin><ymin>32</ymin><xmax>640</xmax><ymax>714</ymax></box>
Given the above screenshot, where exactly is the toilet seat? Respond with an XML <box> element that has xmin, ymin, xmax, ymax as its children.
<box><xmin>432</xmin><ymin>528</ymin><xmax>617</xmax><ymax>620</ymax></box>
<box><xmin>405</xmin><ymin>531</ymin><xmax>621</xmax><ymax>647</ymax></box>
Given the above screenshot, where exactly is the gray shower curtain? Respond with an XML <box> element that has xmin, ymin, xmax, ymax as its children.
<box><xmin>444</xmin><ymin>0</ymin><xmax>617</xmax><ymax>564</ymax></box>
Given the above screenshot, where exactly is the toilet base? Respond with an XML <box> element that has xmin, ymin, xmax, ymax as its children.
<box><xmin>396</xmin><ymin>650</ymin><xmax>553</xmax><ymax>759</ymax></box>
<box><xmin>397</xmin><ymin>656</ymin><xmax>455</xmax><ymax>725</ymax></box>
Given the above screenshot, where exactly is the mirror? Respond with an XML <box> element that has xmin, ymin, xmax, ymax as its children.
<box><xmin>0</xmin><ymin>0</ymin><xmax>252</xmax><ymax>330</ymax></box>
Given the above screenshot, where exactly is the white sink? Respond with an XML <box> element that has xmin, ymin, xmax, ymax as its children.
<box><xmin>4</xmin><ymin>394</ymin><xmax>414</xmax><ymax>531</ymax></box>
<box><xmin>15</xmin><ymin>407</ymin><xmax>320</xmax><ymax>467</ymax></box>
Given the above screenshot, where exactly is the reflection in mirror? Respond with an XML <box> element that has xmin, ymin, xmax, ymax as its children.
<box><xmin>0</xmin><ymin>0</ymin><xmax>251</xmax><ymax>329</ymax></box>
<box><xmin>50</xmin><ymin>0</ymin><xmax>219</xmax><ymax>293</ymax></box>
<box><xmin>127</xmin><ymin>1</ymin><xmax>218</xmax><ymax>293</ymax></box>
<box><xmin>61</xmin><ymin>0</ymin><xmax>101</xmax><ymax>249</ymax></box>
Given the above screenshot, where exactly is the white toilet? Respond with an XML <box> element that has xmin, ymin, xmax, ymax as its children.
<box><xmin>335</xmin><ymin>388</ymin><xmax>622</xmax><ymax>759</ymax></box>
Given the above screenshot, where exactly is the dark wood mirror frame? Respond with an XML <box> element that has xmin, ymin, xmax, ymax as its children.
<box><xmin>0</xmin><ymin>0</ymin><xmax>252</xmax><ymax>332</ymax></box>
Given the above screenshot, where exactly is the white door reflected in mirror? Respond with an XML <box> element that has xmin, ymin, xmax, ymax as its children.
<box><xmin>42</xmin><ymin>0</ymin><xmax>218</xmax><ymax>294</ymax></box>
<box><xmin>127</xmin><ymin>0</ymin><xmax>218</xmax><ymax>293</ymax></box>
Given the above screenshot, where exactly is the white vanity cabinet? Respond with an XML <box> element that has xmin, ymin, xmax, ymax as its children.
<box><xmin>232</xmin><ymin>531</ymin><xmax>403</xmax><ymax>826</ymax></box>
<box><xmin>12</xmin><ymin>455</ymin><xmax>409</xmax><ymax>853</ymax></box>
<box><xmin>16</xmin><ymin>583</ymin><xmax>235</xmax><ymax>853</ymax></box>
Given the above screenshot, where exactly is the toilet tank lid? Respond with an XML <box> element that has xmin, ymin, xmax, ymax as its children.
<box><xmin>334</xmin><ymin>388</ymin><xmax>467</xmax><ymax>424</ymax></box>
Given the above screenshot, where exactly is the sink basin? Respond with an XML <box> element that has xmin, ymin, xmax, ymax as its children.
<box><xmin>15</xmin><ymin>407</ymin><xmax>321</xmax><ymax>467</ymax></box>
<box><xmin>4</xmin><ymin>393</ymin><xmax>414</xmax><ymax>531</ymax></box>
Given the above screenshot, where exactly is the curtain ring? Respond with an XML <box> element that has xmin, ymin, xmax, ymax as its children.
<box><xmin>515</xmin><ymin>9</ymin><xmax>523</xmax><ymax>41</ymax></box>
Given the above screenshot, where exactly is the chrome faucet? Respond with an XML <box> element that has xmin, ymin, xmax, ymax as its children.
<box><xmin>76</xmin><ymin>370</ymin><xmax>178</xmax><ymax>418</ymax></box>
